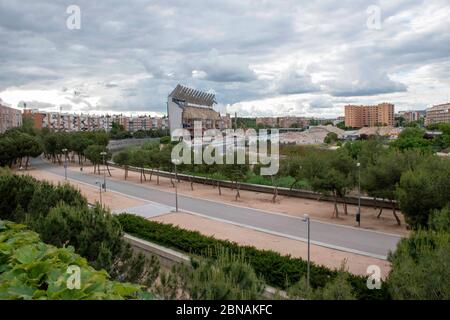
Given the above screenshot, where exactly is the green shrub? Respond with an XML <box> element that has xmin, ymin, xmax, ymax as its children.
<box><xmin>117</xmin><ymin>213</ymin><xmax>389</xmax><ymax>300</ymax></box>
<box><xmin>387</xmin><ymin>229</ymin><xmax>450</xmax><ymax>299</ymax></box>
<box><xmin>0</xmin><ymin>172</ymin><xmax>160</xmax><ymax>288</ymax></box>
<box><xmin>0</xmin><ymin>220</ymin><xmax>147</xmax><ymax>300</ymax></box>
<box><xmin>185</xmin><ymin>247</ymin><xmax>265</xmax><ymax>300</ymax></box>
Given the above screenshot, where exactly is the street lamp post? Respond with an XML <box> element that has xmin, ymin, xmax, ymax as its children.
<box><xmin>62</xmin><ymin>148</ymin><xmax>68</xmax><ymax>181</ymax></box>
<box><xmin>356</xmin><ymin>162</ymin><xmax>361</xmax><ymax>227</ymax></box>
<box><xmin>95</xmin><ymin>179</ymin><xmax>102</xmax><ymax>207</ymax></box>
<box><xmin>100</xmin><ymin>151</ymin><xmax>107</xmax><ymax>192</ymax></box>
<box><xmin>302</xmin><ymin>214</ymin><xmax>310</xmax><ymax>288</ymax></box>
<box><xmin>172</xmin><ymin>159</ymin><xmax>180</xmax><ymax>212</ymax></box>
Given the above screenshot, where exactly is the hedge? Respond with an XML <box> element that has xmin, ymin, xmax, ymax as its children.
<box><xmin>117</xmin><ymin>213</ymin><xmax>390</xmax><ymax>300</ymax></box>
<box><xmin>0</xmin><ymin>220</ymin><xmax>147</xmax><ymax>300</ymax></box>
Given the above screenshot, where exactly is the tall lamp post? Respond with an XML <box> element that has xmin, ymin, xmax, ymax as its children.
<box><xmin>302</xmin><ymin>214</ymin><xmax>310</xmax><ymax>288</ymax></box>
<box><xmin>62</xmin><ymin>148</ymin><xmax>68</xmax><ymax>181</ymax></box>
<box><xmin>100</xmin><ymin>151</ymin><xmax>107</xmax><ymax>192</ymax></box>
<box><xmin>356</xmin><ymin>162</ymin><xmax>361</xmax><ymax>227</ymax></box>
<box><xmin>95</xmin><ymin>179</ymin><xmax>103</xmax><ymax>207</ymax></box>
<box><xmin>172</xmin><ymin>158</ymin><xmax>180</xmax><ymax>212</ymax></box>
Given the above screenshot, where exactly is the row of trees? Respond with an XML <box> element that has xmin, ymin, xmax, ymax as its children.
<box><xmin>112</xmin><ymin>136</ymin><xmax>450</xmax><ymax>229</ymax></box>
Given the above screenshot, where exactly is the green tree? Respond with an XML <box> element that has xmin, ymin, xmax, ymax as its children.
<box><xmin>387</xmin><ymin>228</ymin><xmax>450</xmax><ymax>299</ymax></box>
<box><xmin>396</xmin><ymin>156</ymin><xmax>450</xmax><ymax>228</ymax></box>
<box><xmin>185</xmin><ymin>247</ymin><xmax>264</xmax><ymax>300</ymax></box>
<box><xmin>324</xmin><ymin>132</ymin><xmax>338</xmax><ymax>144</ymax></box>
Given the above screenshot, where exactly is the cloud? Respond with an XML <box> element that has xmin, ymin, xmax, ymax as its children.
<box><xmin>276</xmin><ymin>67</ymin><xmax>321</xmax><ymax>95</ymax></box>
<box><xmin>0</xmin><ymin>0</ymin><xmax>448</xmax><ymax>116</ymax></box>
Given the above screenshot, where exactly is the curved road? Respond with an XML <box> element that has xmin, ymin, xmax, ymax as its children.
<box><xmin>32</xmin><ymin>158</ymin><xmax>401</xmax><ymax>259</ymax></box>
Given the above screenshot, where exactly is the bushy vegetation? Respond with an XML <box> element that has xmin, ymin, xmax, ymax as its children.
<box><xmin>0</xmin><ymin>220</ymin><xmax>146</xmax><ymax>300</ymax></box>
<box><xmin>116</xmin><ymin>213</ymin><xmax>389</xmax><ymax>300</ymax></box>
<box><xmin>0</xmin><ymin>171</ymin><xmax>160</xmax><ymax>289</ymax></box>
<box><xmin>386</xmin><ymin>206</ymin><xmax>450</xmax><ymax>299</ymax></box>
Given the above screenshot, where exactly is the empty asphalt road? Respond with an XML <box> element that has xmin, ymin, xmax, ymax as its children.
<box><xmin>32</xmin><ymin>158</ymin><xmax>402</xmax><ymax>259</ymax></box>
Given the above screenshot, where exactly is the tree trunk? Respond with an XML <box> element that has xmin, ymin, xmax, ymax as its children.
<box><xmin>235</xmin><ymin>182</ymin><xmax>241</xmax><ymax>200</ymax></box>
<box><xmin>157</xmin><ymin>169</ymin><xmax>160</xmax><ymax>185</ymax></box>
<box><xmin>377</xmin><ymin>206</ymin><xmax>383</xmax><ymax>218</ymax></box>
<box><xmin>140</xmin><ymin>169</ymin><xmax>143</xmax><ymax>183</ymax></box>
<box><xmin>25</xmin><ymin>156</ymin><xmax>29</xmax><ymax>170</ymax></box>
<box><xmin>149</xmin><ymin>169</ymin><xmax>153</xmax><ymax>181</ymax></box>
<box><xmin>391</xmin><ymin>200</ymin><xmax>401</xmax><ymax>226</ymax></box>
<box><xmin>343</xmin><ymin>200</ymin><xmax>348</xmax><ymax>215</ymax></box>
<box><xmin>189</xmin><ymin>176</ymin><xmax>194</xmax><ymax>191</ymax></box>
<box><xmin>332</xmin><ymin>192</ymin><xmax>339</xmax><ymax>218</ymax></box>
<box><xmin>124</xmin><ymin>166</ymin><xmax>128</xmax><ymax>180</ymax></box>
<box><xmin>218</xmin><ymin>181</ymin><xmax>221</xmax><ymax>195</ymax></box>
<box><xmin>272</xmin><ymin>186</ymin><xmax>278</xmax><ymax>203</ymax></box>
<box><xmin>106</xmin><ymin>163</ymin><xmax>112</xmax><ymax>177</ymax></box>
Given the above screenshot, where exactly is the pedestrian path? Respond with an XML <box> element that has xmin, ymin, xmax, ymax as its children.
<box><xmin>113</xmin><ymin>202</ymin><xmax>174</xmax><ymax>218</ymax></box>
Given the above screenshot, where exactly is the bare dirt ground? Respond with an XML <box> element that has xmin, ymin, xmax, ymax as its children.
<box><xmin>72</xmin><ymin>163</ymin><xmax>407</xmax><ymax>236</ymax></box>
<box><xmin>151</xmin><ymin>212</ymin><xmax>391</xmax><ymax>279</ymax></box>
<box><xmin>17</xmin><ymin>168</ymin><xmax>144</xmax><ymax>210</ymax></box>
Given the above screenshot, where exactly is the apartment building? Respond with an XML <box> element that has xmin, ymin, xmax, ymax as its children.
<box><xmin>24</xmin><ymin>110</ymin><xmax>169</xmax><ymax>133</ymax></box>
<box><xmin>398</xmin><ymin>110</ymin><xmax>426</xmax><ymax>123</ymax></box>
<box><xmin>345</xmin><ymin>103</ymin><xmax>394</xmax><ymax>128</ymax></box>
<box><xmin>23</xmin><ymin>109</ymin><xmax>112</xmax><ymax>132</ymax></box>
<box><xmin>425</xmin><ymin>103</ymin><xmax>450</xmax><ymax>125</ymax></box>
<box><xmin>255</xmin><ymin>116</ymin><xmax>309</xmax><ymax>128</ymax></box>
<box><xmin>0</xmin><ymin>103</ymin><xmax>22</xmax><ymax>133</ymax></box>
<box><xmin>256</xmin><ymin>117</ymin><xmax>278</xmax><ymax>127</ymax></box>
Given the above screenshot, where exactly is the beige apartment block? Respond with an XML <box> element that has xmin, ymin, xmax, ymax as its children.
<box><xmin>425</xmin><ymin>103</ymin><xmax>450</xmax><ymax>125</ymax></box>
<box><xmin>0</xmin><ymin>103</ymin><xmax>22</xmax><ymax>133</ymax></box>
<box><xmin>345</xmin><ymin>103</ymin><xmax>394</xmax><ymax>128</ymax></box>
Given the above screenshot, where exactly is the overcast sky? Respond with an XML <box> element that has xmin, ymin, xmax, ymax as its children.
<box><xmin>0</xmin><ymin>0</ymin><xmax>449</xmax><ymax>117</ymax></box>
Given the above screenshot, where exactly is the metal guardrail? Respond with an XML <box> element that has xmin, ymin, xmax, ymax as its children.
<box><xmin>107</xmin><ymin>161</ymin><xmax>397</xmax><ymax>209</ymax></box>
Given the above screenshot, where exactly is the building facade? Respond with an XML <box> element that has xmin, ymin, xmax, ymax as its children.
<box><xmin>425</xmin><ymin>103</ymin><xmax>450</xmax><ymax>125</ymax></box>
<box><xmin>398</xmin><ymin>110</ymin><xmax>426</xmax><ymax>123</ymax></box>
<box><xmin>167</xmin><ymin>84</ymin><xmax>229</xmax><ymax>136</ymax></box>
<box><xmin>255</xmin><ymin>116</ymin><xmax>309</xmax><ymax>128</ymax></box>
<box><xmin>345</xmin><ymin>103</ymin><xmax>394</xmax><ymax>128</ymax></box>
<box><xmin>0</xmin><ymin>103</ymin><xmax>22</xmax><ymax>133</ymax></box>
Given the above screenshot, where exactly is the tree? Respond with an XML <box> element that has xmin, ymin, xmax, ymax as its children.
<box><xmin>390</xmin><ymin>127</ymin><xmax>431</xmax><ymax>151</ymax></box>
<box><xmin>387</xmin><ymin>228</ymin><xmax>450</xmax><ymax>299</ymax></box>
<box><xmin>184</xmin><ymin>247</ymin><xmax>264</xmax><ymax>300</ymax></box>
<box><xmin>362</xmin><ymin>150</ymin><xmax>422</xmax><ymax>225</ymax></box>
<box><xmin>324</xmin><ymin>132</ymin><xmax>338</xmax><ymax>144</ymax></box>
<box><xmin>113</xmin><ymin>149</ymin><xmax>132</xmax><ymax>180</ymax></box>
<box><xmin>129</xmin><ymin>149</ymin><xmax>150</xmax><ymax>183</ymax></box>
<box><xmin>222</xmin><ymin>161</ymin><xmax>249</xmax><ymax>200</ymax></box>
<box><xmin>396</xmin><ymin>156</ymin><xmax>450</xmax><ymax>229</ymax></box>
<box><xmin>302</xmin><ymin>150</ymin><xmax>355</xmax><ymax>218</ymax></box>
<box><xmin>0</xmin><ymin>137</ymin><xmax>17</xmax><ymax>167</ymax></box>
<box><xmin>84</xmin><ymin>145</ymin><xmax>111</xmax><ymax>175</ymax></box>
